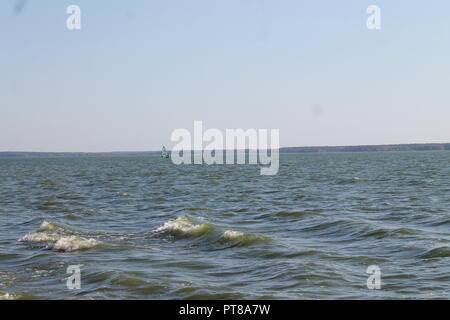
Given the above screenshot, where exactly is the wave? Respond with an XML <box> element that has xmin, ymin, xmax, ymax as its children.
<box><xmin>154</xmin><ymin>215</ymin><xmax>271</xmax><ymax>247</ymax></box>
<box><xmin>52</xmin><ymin>236</ymin><xmax>101</xmax><ymax>251</ymax></box>
<box><xmin>0</xmin><ymin>293</ymin><xmax>19</xmax><ymax>300</ymax></box>
<box><xmin>18</xmin><ymin>221</ymin><xmax>103</xmax><ymax>252</ymax></box>
<box><xmin>336</xmin><ymin>177</ymin><xmax>369</xmax><ymax>184</ymax></box>
<box><xmin>363</xmin><ymin>227</ymin><xmax>420</xmax><ymax>239</ymax></box>
<box><xmin>352</xmin><ymin>177</ymin><xmax>369</xmax><ymax>182</ymax></box>
<box><xmin>39</xmin><ymin>220</ymin><xmax>72</xmax><ymax>233</ymax></box>
<box><xmin>276</xmin><ymin>210</ymin><xmax>322</xmax><ymax>217</ymax></box>
<box><xmin>118</xmin><ymin>192</ymin><xmax>131</xmax><ymax>197</ymax></box>
<box><xmin>41</xmin><ymin>200</ymin><xmax>59</xmax><ymax>206</ymax></box>
<box><xmin>155</xmin><ymin>215</ymin><xmax>216</xmax><ymax>237</ymax></box>
<box><xmin>218</xmin><ymin>230</ymin><xmax>271</xmax><ymax>246</ymax></box>
<box><xmin>420</xmin><ymin>247</ymin><xmax>450</xmax><ymax>259</ymax></box>
<box><xmin>19</xmin><ymin>232</ymin><xmax>60</xmax><ymax>242</ymax></box>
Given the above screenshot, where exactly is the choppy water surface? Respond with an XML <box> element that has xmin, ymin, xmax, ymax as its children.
<box><xmin>1</xmin><ymin>152</ymin><xmax>450</xmax><ymax>299</ymax></box>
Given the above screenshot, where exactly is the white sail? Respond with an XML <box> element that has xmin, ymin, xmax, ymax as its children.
<box><xmin>161</xmin><ymin>146</ymin><xmax>169</xmax><ymax>158</ymax></box>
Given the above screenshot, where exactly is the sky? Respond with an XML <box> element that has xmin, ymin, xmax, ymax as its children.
<box><xmin>1</xmin><ymin>0</ymin><xmax>450</xmax><ymax>152</ymax></box>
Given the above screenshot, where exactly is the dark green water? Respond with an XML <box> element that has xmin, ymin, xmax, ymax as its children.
<box><xmin>1</xmin><ymin>152</ymin><xmax>449</xmax><ymax>299</ymax></box>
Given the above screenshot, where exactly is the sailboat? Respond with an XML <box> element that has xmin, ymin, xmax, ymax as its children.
<box><xmin>161</xmin><ymin>146</ymin><xmax>170</xmax><ymax>158</ymax></box>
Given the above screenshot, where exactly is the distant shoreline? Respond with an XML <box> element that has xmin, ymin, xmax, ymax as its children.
<box><xmin>281</xmin><ymin>143</ymin><xmax>450</xmax><ymax>153</ymax></box>
<box><xmin>1</xmin><ymin>143</ymin><xmax>449</xmax><ymax>158</ymax></box>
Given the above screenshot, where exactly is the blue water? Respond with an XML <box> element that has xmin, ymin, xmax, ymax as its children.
<box><xmin>1</xmin><ymin>152</ymin><xmax>449</xmax><ymax>299</ymax></box>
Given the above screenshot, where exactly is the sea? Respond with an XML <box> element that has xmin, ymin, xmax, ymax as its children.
<box><xmin>1</xmin><ymin>151</ymin><xmax>449</xmax><ymax>299</ymax></box>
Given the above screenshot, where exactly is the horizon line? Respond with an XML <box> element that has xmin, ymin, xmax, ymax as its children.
<box><xmin>1</xmin><ymin>142</ymin><xmax>450</xmax><ymax>154</ymax></box>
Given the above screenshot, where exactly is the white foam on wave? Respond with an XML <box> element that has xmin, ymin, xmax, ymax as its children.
<box><xmin>18</xmin><ymin>232</ymin><xmax>60</xmax><ymax>243</ymax></box>
<box><xmin>52</xmin><ymin>236</ymin><xmax>101</xmax><ymax>252</ymax></box>
<box><xmin>221</xmin><ymin>230</ymin><xmax>246</xmax><ymax>239</ymax></box>
<box><xmin>39</xmin><ymin>220</ymin><xmax>68</xmax><ymax>233</ymax></box>
<box><xmin>155</xmin><ymin>215</ymin><xmax>214</xmax><ymax>236</ymax></box>
<box><xmin>219</xmin><ymin>229</ymin><xmax>271</xmax><ymax>245</ymax></box>
<box><xmin>18</xmin><ymin>221</ymin><xmax>102</xmax><ymax>252</ymax></box>
<box><xmin>156</xmin><ymin>216</ymin><xmax>271</xmax><ymax>246</ymax></box>
<box><xmin>0</xmin><ymin>293</ymin><xmax>18</xmax><ymax>300</ymax></box>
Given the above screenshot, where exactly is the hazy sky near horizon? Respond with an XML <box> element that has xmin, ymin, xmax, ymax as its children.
<box><xmin>1</xmin><ymin>0</ymin><xmax>450</xmax><ymax>152</ymax></box>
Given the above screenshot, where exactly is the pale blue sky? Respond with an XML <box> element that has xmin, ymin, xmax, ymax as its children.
<box><xmin>1</xmin><ymin>0</ymin><xmax>449</xmax><ymax>152</ymax></box>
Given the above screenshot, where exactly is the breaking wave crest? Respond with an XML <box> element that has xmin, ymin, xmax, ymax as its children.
<box><xmin>155</xmin><ymin>215</ymin><xmax>271</xmax><ymax>247</ymax></box>
<box><xmin>0</xmin><ymin>293</ymin><xmax>19</xmax><ymax>300</ymax></box>
<box><xmin>219</xmin><ymin>230</ymin><xmax>271</xmax><ymax>246</ymax></box>
<box><xmin>155</xmin><ymin>215</ymin><xmax>216</xmax><ymax>237</ymax></box>
<box><xmin>18</xmin><ymin>221</ymin><xmax>103</xmax><ymax>252</ymax></box>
